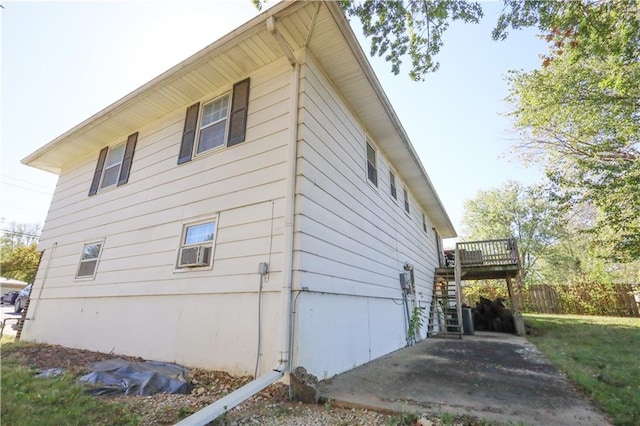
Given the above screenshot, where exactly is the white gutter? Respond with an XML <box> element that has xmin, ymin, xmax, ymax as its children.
<box><xmin>174</xmin><ymin>15</ymin><xmax>301</xmax><ymax>426</ymax></box>
<box><xmin>174</xmin><ymin>367</ymin><xmax>284</xmax><ymax>426</ymax></box>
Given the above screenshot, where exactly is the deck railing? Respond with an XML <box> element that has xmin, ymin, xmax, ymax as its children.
<box><xmin>456</xmin><ymin>238</ymin><xmax>519</xmax><ymax>267</ymax></box>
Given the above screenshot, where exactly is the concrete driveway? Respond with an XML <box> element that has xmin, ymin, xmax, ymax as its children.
<box><xmin>1</xmin><ymin>304</ymin><xmax>20</xmax><ymax>337</ymax></box>
<box><xmin>318</xmin><ymin>332</ymin><xmax>610</xmax><ymax>426</ymax></box>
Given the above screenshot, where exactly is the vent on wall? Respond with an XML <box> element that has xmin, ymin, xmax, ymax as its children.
<box><xmin>179</xmin><ymin>246</ymin><xmax>211</xmax><ymax>267</ymax></box>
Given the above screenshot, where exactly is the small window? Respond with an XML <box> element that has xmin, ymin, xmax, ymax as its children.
<box><xmin>197</xmin><ymin>95</ymin><xmax>230</xmax><ymax>154</ymax></box>
<box><xmin>178</xmin><ymin>79</ymin><xmax>250</xmax><ymax>165</ymax></box>
<box><xmin>389</xmin><ymin>170</ymin><xmax>397</xmax><ymax>200</ymax></box>
<box><xmin>88</xmin><ymin>132</ymin><xmax>138</xmax><ymax>196</ymax></box>
<box><xmin>100</xmin><ymin>143</ymin><xmax>126</xmax><ymax>189</ymax></box>
<box><xmin>422</xmin><ymin>213</ymin><xmax>427</xmax><ymax>233</ymax></box>
<box><xmin>76</xmin><ymin>241</ymin><xmax>104</xmax><ymax>279</ymax></box>
<box><xmin>403</xmin><ymin>187</ymin><xmax>410</xmax><ymax>214</ymax></box>
<box><xmin>177</xmin><ymin>220</ymin><xmax>217</xmax><ymax>269</ymax></box>
<box><xmin>366</xmin><ymin>140</ymin><xmax>377</xmax><ymax>187</ymax></box>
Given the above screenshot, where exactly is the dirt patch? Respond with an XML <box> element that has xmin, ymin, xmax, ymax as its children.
<box><xmin>1</xmin><ymin>343</ymin><xmax>393</xmax><ymax>425</ymax></box>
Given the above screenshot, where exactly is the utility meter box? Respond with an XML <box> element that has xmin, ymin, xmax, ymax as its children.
<box><xmin>399</xmin><ymin>272</ymin><xmax>412</xmax><ymax>293</ymax></box>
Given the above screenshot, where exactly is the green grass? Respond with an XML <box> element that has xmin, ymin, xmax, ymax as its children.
<box><xmin>1</xmin><ymin>343</ymin><xmax>140</xmax><ymax>426</ymax></box>
<box><xmin>525</xmin><ymin>314</ymin><xmax>640</xmax><ymax>426</ymax></box>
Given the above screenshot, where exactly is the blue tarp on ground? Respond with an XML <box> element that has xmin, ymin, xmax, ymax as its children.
<box><xmin>78</xmin><ymin>358</ymin><xmax>190</xmax><ymax>396</ymax></box>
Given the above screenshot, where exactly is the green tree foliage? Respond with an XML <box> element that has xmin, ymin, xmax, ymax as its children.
<box><xmin>1</xmin><ymin>244</ymin><xmax>41</xmax><ymax>283</ymax></box>
<box><xmin>461</xmin><ymin>181</ymin><xmax>565</xmax><ymax>285</ymax></box>
<box><xmin>508</xmin><ymin>1</ymin><xmax>640</xmax><ymax>262</ymax></box>
<box><xmin>340</xmin><ymin>0</ymin><xmax>484</xmax><ymax>80</ymax></box>
<box><xmin>251</xmin><ymin>1</ymin><xmax>640</xmax><ymax>260</ymax></box>
<box><xmin>1</xmin><ymin>222</ymin><xmax>42</xmax><ymax>283</ymax></box>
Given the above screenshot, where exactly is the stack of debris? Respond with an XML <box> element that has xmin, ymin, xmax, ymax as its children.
<box><xmin>472</xmin><ymin>297</ymin><xmax>515</xmax><ymax>333</ymax></box>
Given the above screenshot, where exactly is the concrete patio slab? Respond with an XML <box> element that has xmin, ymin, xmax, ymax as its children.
<box><xmin>318</xmin><ymin>332</ymin><xmax>610</xmax><ymax>425</ymax></box>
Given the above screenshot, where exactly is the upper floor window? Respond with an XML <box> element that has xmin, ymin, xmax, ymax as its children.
<box><xmin>76</xmin><ymin>241</ymin><xmax>104</xmax><ymax>279</ymax></box>
<box><xmin>366</xmin><ymin>140</ymin><xmax>377</xmax><ymax>187</ymax></box>
<box><xmin>422</xmin><ymin>212</ymin><xmax>427</xmax><ymax>232</ymax></box>
<box><xmin>389</xmin><ymin>170</ymin><xmax>397</xmax><ymax>200</ymax></box>
<box><xmin>178</xmin><ymin>78</ymin><xmax>250</xmax><ymax>164</ymax></box>
<box><xmin>403</xmin><ymin>187</ymin><xmax>410</xmax><ymax>214</ymax></box>
<box><xmin>101</xmin><ymin>143</ymin><xmax>125</xmax><ymax>189</ymax></box>
<box><xmin>197</xmin><ymin>94</ymin><xmax>230</xmax><ymax>154</ymax></box>
<box><xmin>88</xmin><ymin>132</ymin><xmax>138</xmax><ymax>196</ymax></box>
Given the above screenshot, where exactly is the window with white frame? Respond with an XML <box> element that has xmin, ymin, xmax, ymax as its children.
<box><xmin>100</xmin><ymin>143</ymin><xmax>125</xmax><ymax>189</ymax></box>
<box><xmin>88</xmin><ymin>132</ymin><xmax>138</xmax><ymax>197</ymax></box>
<box><xmin>389</xmin><ymin>170</ymin><xmax>397</xmax><ymax>200</ymax></box>
<box><xmin>177</xmin><ymin>220</ymin><xmax>217</xmax><ymax>269</ymax></box>
<box><xmin>403</xmin><ymin>187</ymin><xmax>410</xmax><ymax>214</ymax></box>
<box><xmin>177</xmin><ymin>78</ymin><xmax>250</xmax><ymax>165</ymax></box>
<box><xmin>76</xmin><ymin>241</ymin><xmax>104</xmax><ymax>279</ymax></box>
<box><xmin>422</xmin><ymin>212</ymin><xmax>427</xmax><ymax>232</ymax></box>
<box><xmin>366</xmin><ymin>140</ymin><xmax>377</xmax><ymax>187</ymax></box>
<box><xmin>197</xmin><ymin>95</ymin><xmax>230</xmax><ymax>154</ymax></box>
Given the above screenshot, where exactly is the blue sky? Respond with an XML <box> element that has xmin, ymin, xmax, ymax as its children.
<box><xmin>1</xmin><ymin>1</ymin><xmax>546</xmax><ymax>241</ymax></box>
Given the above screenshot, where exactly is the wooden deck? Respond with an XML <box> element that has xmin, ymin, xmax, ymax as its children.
<box><xmin>441</xmin><ymin>238</ymin><xmax>521</xmax><ymax>280</ymax></box>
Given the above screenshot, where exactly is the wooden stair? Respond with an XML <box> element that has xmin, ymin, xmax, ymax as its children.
<box><xmin>427</xmin><ymin>268</ymin><xmax>463</xmax><ymax>339</ymax></box>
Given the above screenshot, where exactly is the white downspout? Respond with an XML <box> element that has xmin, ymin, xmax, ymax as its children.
<box><xmin>175</xmin><ymin>16</ymin><xmax>301</xmax><ymax>426</ymax></box>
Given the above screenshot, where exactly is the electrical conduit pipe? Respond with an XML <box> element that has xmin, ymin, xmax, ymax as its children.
<box><xmin>175</xmin><ymin>16</ymin><xmax>300</xmax><ymax>426</ymax></box>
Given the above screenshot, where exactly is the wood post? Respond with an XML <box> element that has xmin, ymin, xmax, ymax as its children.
<box><xmin>506</xmin><ymin>276</ymin><xmax>525</xmax><ymax>336</ymax></box>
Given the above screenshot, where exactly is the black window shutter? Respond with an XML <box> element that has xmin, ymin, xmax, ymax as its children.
<box><xmin>88</xmin><ymin>147</ymin><xmax>108</xmax><ymax>196</ymax></box>
<box><xmin>227</xmin><ymin>78</ymin><xmax>250</xmax><ymax>146</ymax></box>
<box><xmin>118</xmin><ymin>132</ymin><xmax>138</xmax><ymax>186</ymax></box>
<box><xmin>178</xmin><ymin>102</ymin><xmax>200</xmax><ymax>164</ymax></box>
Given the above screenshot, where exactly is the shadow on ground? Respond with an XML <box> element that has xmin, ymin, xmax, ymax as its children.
<box><xmin>318</xmin><ymin>332</ymin><xmax>610</xmax><ymax>426</ymax></box>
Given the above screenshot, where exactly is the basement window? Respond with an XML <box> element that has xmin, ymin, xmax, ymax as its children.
<box><xmin>177</xmin><ymin>220</ymin><xmax>217</xmax><ymax>269</ymax></box>
<box><xmin>76</xmin><ymin>241</ymin><xmax>104</xmax><ymax>279</ymax></box>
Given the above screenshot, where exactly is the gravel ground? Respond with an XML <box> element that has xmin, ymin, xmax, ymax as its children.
<box><xmin>2</xmin><ymin>342</ymin><xmax>398</xmax><ymax>425</ymax></box>
<box><xmin>3</xmin><ymin>342</ymin><xmax>491</xmax><ymax>425</ymax></box>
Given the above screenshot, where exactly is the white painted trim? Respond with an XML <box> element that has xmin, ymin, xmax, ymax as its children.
<box><xmin>173</xmin><ymin>215</ymin><xmax>218</xmax><ymax>271</ymax></box>
<box><xmin>194</xmin><ymin>91</ymin><xmax>232</xmax><ymax>157</ymax></box>
<box><xmin>74</xmin><ymin>239</ymin><xmax>105</xmax><ymax>280</ymax></box>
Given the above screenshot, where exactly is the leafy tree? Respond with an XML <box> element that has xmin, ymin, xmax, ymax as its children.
<box><xmin>251</xmin><ymin>1</ymin><xmax>640</xmax><ymax>260</ymax></box>
<box><xmin>253</xmin><ymin>1</ymin><xmax>639</xmax><ymax>82</ymax></box>
<box><xmin>340</xmin><ymin>0</ymin><xmax>483</xmax><ymax>80</ymax></box>
<box><xmin>1</xmin><ymin>222</ymin><xmax>41</xmax><ymax>249</ymax></box>
<box><xmin>461</xmin><ymin>181</ymin><xmax>565</xmax><ymax>285</ymax></box>
<box><xmin>505</xmin><ymin>1</ymin><xmax>640</xmax><ymax>262</ymax></box>
<box><xmin>1</xmin><ymin>243</ymin><xmax>41</xmax><ymax>283</ymax></box>
<box><xmin>1</xmin><ymin>222</ymin><xmax>42</xmax><ymax>283</ymax></box>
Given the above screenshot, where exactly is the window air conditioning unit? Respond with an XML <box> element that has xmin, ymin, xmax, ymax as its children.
<box><xmin>179</xmin><ymin>245</ymin><xmax>211</xmax><ymax>267</ymax></box>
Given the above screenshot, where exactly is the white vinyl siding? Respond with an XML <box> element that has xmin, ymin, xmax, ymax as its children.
<box><xmin>26</xmin><ymin>61</ymin><xmax>292</xmax><ymax>374</ymax></box>
<box><xmin>295</xmin><ymin>55</ymin><xmax>439</xmax><ymax>377</ymax></box>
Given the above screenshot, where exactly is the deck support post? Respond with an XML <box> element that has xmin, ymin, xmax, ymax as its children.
<box><xmin>506</xmin><ymin>276</ymin><xmax>525</xmax><ymax>336</ymax></box>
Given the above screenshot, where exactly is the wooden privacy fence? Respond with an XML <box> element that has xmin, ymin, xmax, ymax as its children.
<box><xmin>517</xmin><ymin>283</ymin><xmax>640</xmax><ymax>317</ymax></box>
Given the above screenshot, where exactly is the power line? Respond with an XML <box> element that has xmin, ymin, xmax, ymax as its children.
<box><xmin>2</xmin><ymin>174</ymin><xmax>55</xmax><ymax>190</ymax></box>
<box><xmin>0</xmin><ymin>229</ymin><xmax>41</xmax><ymax>238</ymax></box>
<box><xmin>2</xmin><ymin>181</ymin><xmax>54</xmax><ymax>196</ymax></box>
